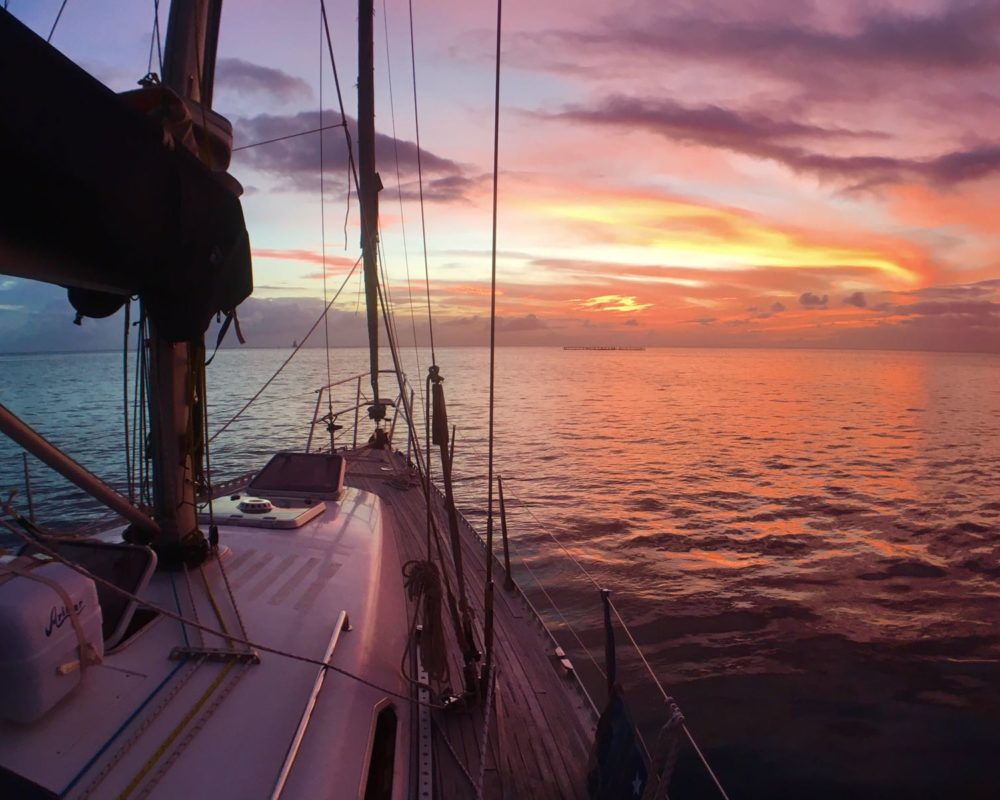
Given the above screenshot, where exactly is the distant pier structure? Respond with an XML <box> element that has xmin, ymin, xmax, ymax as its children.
<box><xmin>562</xmin><ymin>345</ymin><xmax>646</xmax><ymax>351</ymax></box>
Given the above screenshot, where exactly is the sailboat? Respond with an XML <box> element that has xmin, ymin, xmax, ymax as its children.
<box><xmin>0</xmin><ymin>2</ymin><xmax>696</xmax><ymax>798</ymax></box>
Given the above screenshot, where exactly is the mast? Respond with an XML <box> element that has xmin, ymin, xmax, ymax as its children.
<box><xmin>145</xmin><ymin>0</ymin><xmax>224</xmax><ymax>564</ymax></box>
<box><xmin>358</xmin><ymin>0</ymin><xmax>385</xmax><ymax>423</ymax></box>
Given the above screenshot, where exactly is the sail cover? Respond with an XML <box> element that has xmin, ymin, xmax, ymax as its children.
<box><xmin>0</xmin><ymin>10</ymin><xmax>252</xmax><ymax>342</ymax></box>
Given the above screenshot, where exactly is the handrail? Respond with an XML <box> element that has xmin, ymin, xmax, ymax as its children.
<box><xmin>312</xmin><ymin>368</ymin><xmax>401</xmax><ymax>394</ymax></box>
<box><xmin>306</xmin><ymin>370</ymin><xmax>418</xmax><ymax>454</ymax></box>
<box><xmin>270</xmin><ymin>609</ymin><xmax>351</xmax><ymax>800</ymax></box>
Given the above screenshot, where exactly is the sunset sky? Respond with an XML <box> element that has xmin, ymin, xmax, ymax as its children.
<box><xmin>5</xmin><ymin>0</ymin><xmax>1000</xmax><ymax>351</ymax></box>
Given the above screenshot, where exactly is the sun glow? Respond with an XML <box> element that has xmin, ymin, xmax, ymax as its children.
<box><xmin>578</xmin><ymin>294</ymin><xmax>653</xmax><ymax>312</ymax></box>
<box><xmin>537</xmin><ymin>193</ymin><xmax>920</xmax><ymax>285</ymax></box>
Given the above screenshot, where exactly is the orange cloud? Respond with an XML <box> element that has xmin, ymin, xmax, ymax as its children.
<box><xmin>577</xmin><ymin>294</ymin><xmax>653</xmax><ymax>312</ymax></box>
<box><xmin>526</xmin><ymin>187</ymin><xmax>923</xmax><ymax>285</ymax></box>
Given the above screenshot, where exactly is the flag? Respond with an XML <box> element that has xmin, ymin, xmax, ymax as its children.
<box><xmin>587</xmin><ymin>590</ymin><xmax>650</xmax><ymax>799</ymax></box>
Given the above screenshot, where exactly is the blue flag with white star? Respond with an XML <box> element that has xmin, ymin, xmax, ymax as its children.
<box><xmin>587</xmin><ymin>590</ymin><xmax>650</xmax><ymax>799</ymax></box>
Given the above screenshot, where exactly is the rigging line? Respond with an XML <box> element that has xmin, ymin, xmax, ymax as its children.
<box><xmin>445</xmin><ymin>438</ymin><xmax>609</xmax><ymax>686</ymax></box>
<box><xmin>381</xmin><ymin>0</ymin><xmax>424</xmax><ymax>396</ymax></box>
<box><xmin>319</xmin><ymin>1</ymin><xmax>363</xmax><ymax>212</ymax></box>
<box><xmin>609</xmin><ymin>602</ymin><xmax>731</xmax><ymax>800</ymax></box>
<box><xmin>377</xmin><ymin>227</ymin><xmax>408</xmax><ymax>374</ymax></box>
<box><xmin>47</xmin><ymin>0</ymin><xmax>69</xmax><ymax>42</ymax></box>
<box><xmin>406</xmin><ymin>0</ymin><xmax>437</xmax><ymax>363</ymax></box>
<box><xmin>319</xmin><ymin>4</ymin><xmax>334</xmax><ymax>423</ymax></box>
<box><xmin>146</xmin><ymin>0</ymin><xmax>164</xmax><ymax>77</ymax></box>
<box><xmin>146</xmin><ymin>0</ymin><xmax>157</xmax><ymax>75</ymax></box>
<box><xmin>231</xmin><ymin>123</ymin><xmax>345</xmax><ymax>152</ymax></box>
<box><xmin>0</xmin><ymin>518</ymin><xmax>444</xmax><ymax>709</ymax></box>
<box><xmin>123</xmin><ymin>300</ymin><xmax>133</xmax><ymax>506</ymax></box>
<box><xmin>483</xmin><ymin>466</ymin><xmax>728</xmax><ymax>796</ymax></box>
<box><xmin>317</xmin><ymin>2</ymin><xmax>363</xmax><ymax>255</ymax></box>
<box><xmin>153</xmin><ymin>0</ymin><xmax>163</xmax><ymax>75</ymax></box>
<box><xmin>482</xmin><ymin>0</ymin><xmax>503</xmax><ymax>678</ymax></box>
<box><xmin>515</xmin><ymin>551</ymin><xmax>607</xmax><ymax>682</ymax></box>
<box><xmin>209</xmin><ymin>255</ymin><xmax>362</xmax><ymax>444</ymax></box>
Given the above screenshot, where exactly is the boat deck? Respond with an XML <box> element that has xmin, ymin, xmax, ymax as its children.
<box><xmin>343</xmin><ymin>445</ymin><xmax>597</xmax><ymax>799</ymax></box>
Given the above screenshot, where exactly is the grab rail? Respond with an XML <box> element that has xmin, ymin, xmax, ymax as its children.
<box><xmin>270</xmin><ymin>609</ymin><xmax>351</xmax><ymax>800</ymax></box>
<box><xmin>305</xmin><ymin>370</ymin><xmax>416</xmax><ymax>454</ymax></box>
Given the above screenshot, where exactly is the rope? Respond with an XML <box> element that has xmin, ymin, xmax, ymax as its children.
<box><xmin>123</xmin><ymin>300</ymin><xmax>133</xmax><ymax>505</ymax></box>
<box><xmin>642</xmin><ymin>704</ymin><xmax>686</xmax><ymax>800</ymax></box>
<box><xmin>319</xmin><ymin>1</ymin><xmax>362</xmax><ymax>202</ymax></box>
<box><xmin>132</xmin><ymin>662</ymin><xmax>251</xmax><ymax>800</ymax></box>
<box><xmin>231</xmin><ymin>123</ymin><xmax>345</xmax><ymax>152</ymax></box>
<box><xmin>482</xmin><ymin>0</ymin><xmax>503</xmax><ymax>686</ymax></box>
<box><xmin>47</xmin><ymin>0</ymin><xmax>69</xmax><ymax>42</ymax></box>
<box><xmin>146</xmin><ymin>0</ymin><xmax>163</xmax><ymax>77</ymax></box>
<box><xmin>318</xmin><ymin>3</ymin><xmax>335</xmax><ymax>439</ymax></box>
<box><xmin>406</xmin><ymin>0</ymin><xmax>436</xmax><ymax>363</ymax></box>
<box><xmin>74</xmin><ymin>658</ymin><xmax>200</xmax><ymax>799</ymax></box>
<box><xmin>401</xmin><ymin>559</ymin><xmax>449</xmax><ymax>684</ymax></box>
<box><xmin>433</xmin><ymin>718</ymin><xmax>478</xmax><ymax>792</ymax></box>
<box><xmin>0</xmin><ymin>516</ymin><xmax>443</xmax><ymax>709</ymax></box>
<box><xmin>473</xmin><ymin>666</ymin><xmax>498</xmax><ymax>800</ymax></box>
<box><xmin>116</xmin><ymin>659</ymin><xmax>237</xmax><ymax>799</ymax></box>
<box><xmin>609</xmin><ymin>601</ymin><xmax>730</xmax><ymax>800</ymax></box>
<box><xmin>208</xmin><ymin>255</ymin><xmax>361</xmax><ymax>444</ymax></box>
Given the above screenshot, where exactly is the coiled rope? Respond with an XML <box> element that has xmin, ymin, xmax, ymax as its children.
<box><xmin>401</xmin><ymin>559</ymin><xmax>449</xmax><ymax>685</ymax></box>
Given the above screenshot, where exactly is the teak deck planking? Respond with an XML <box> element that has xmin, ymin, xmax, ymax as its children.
<box><xmin>343</xmin><ymin>446</ymin><xmax>596</xmax><ymax>799</ymax></box>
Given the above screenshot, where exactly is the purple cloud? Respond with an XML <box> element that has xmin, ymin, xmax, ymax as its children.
<box><xmin>553</xmin><ymin>96</ymin><xmax>1000</xmax><ymax>189</ymax></box>
<box><xmin>216</xmin><ymin>58</ymin><xmax>311</xmax><ymax>103</ymax></box>
<box><xmin>800</xmin><ymin>292</ymin><xmax>829</xmax><ymax>308</ymax></box>
<box><xmin>843</xmin><ymin>291</ymin><xmax>867</xmax><ymax>308</ymax></box>
<box><xmin>232</xmin><ymin>111</ymin><xmax>472</xmax><ymax>200</ymax></box>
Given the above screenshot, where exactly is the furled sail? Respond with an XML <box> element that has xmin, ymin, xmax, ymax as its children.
<box><xmin>0</xmin><ymin>9</ymin><xmax>252</xmax><ymax>342</ymax></box>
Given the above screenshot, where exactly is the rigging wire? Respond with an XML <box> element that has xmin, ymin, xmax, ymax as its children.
<box><xmin>146</xmin><ymin>0</ymin><xmax>163</xmax><ymax>77</ymax></box>
<box><xmin>482</xmin><ymin>468</ymin><xmax>731</xmax><ymax>799</ymax></box>
<box><xmin>481</xmin><ymin>0</ymin><xmax>503</xmax><ymax>687</ymax></box>
<box><xmin>406</xmin><ymin>0</ymin><xmax>437</xmax><ymax>364</ymax></box>
<box><xmin>318</xmin><ymin>4</ymin><xmax>334</xmax><ymax>432</ymax></box>
<box><xmin>209</xmin><ymin>256</ymin><xmax>362</xmax><ymax>444</ymax></box>
<box><xmin>231</xmin><ymin>123</ymin><xmax>345</xmax><ymax>152</ymax></box>
<box><xmin>381</xmin><ymin>0</ymin><xmax>424</xmax><ymax>405</ymax></box>
<box><xmin>122</xmin><ymin>300</ymin><xmax>133</xmax><ymax>506</ymax></box>
<box><xmin>46</xmin><ymin>0</ymin><xmax>69</xmax><ymax>42</ymax></box>
<box><xmin>319</xmin><ymin>2</ymin><xmax>362</xmax><ymax>209</ymax></box>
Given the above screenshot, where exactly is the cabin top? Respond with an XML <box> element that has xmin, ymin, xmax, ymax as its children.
<box><xmin>0</xmin><ymin>486</ymin><xmax>413</xmax><ymax>800</ymax></box>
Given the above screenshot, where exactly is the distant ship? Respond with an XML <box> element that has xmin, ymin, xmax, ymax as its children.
<box><xmin>563</xmin><ymin>345</ymin><xmax>646</xmax><ymax>351</ymax></box>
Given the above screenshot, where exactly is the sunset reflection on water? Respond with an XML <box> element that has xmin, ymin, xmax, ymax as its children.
<box><xmin>2</xmin><ymin>346</ymin><xmax>998</xmax><ymax>798</ymax></box>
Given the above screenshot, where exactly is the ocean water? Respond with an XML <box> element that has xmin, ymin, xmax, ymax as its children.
<box><xmin>2</xmin><ymin>346</ymin><xmax>999</xmax><ymax>798</ymax></box>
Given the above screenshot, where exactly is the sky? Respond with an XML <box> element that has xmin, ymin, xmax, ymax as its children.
<box><xmin>3</xmin><ymin>0</ymin><xmax>1000</xmax><ymax>351</ymax></box>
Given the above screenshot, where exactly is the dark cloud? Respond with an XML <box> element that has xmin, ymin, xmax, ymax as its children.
<box><xmin>909</xmin><ymin>278</ymin><xmax>1000</xmax><ymax>299</ymax></box>
<box><xmin>497</xmin><ymin>313</ymin><xmax>547</xmax><ymax>332</ymax></box>
<box><xmin>580</xmin><ymin>4</ymin><xmax>1000</xmax><ymax>72</ymax></box>
<box><xmin>555</xmin><ymin>96</ymin><xmax>874</xmax><ymax>150</ymax></box>
<box><xmin>799</xmin><ymin>291</ymin><xmax>829</xmax><ymax>308</ymax></box>
<box><xmin>232</xmin><ymin>111</ymin><xmax>472</xmax><ymax>199</ymax></box>
<box><xmin>898</xmin><ymin>300</ymin><xmax>1000</xmax><ymax>318</ymax></box>
<box><xmin>554</xmin><ymin>96</ymin><xmax>1000</xmax><ymax>189</ymax></box>
<box><xmin>843</xmin><ymin>291</ymin><xmax>867</xmax><ymax>308</ymax></box>
<box><xmin>771</xmin><ymin>301</ymin><xmax>787</xmax><ymax>313</ymax></box>
<box><xmin>216</xmin><ymin>58</ymin><xmax>311</xmax><ymax>103</ymax></box>
<box><xmin>624</xmin><ymin>318</ymin><xmax>640</xmax><ymax>327</ymax></box>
